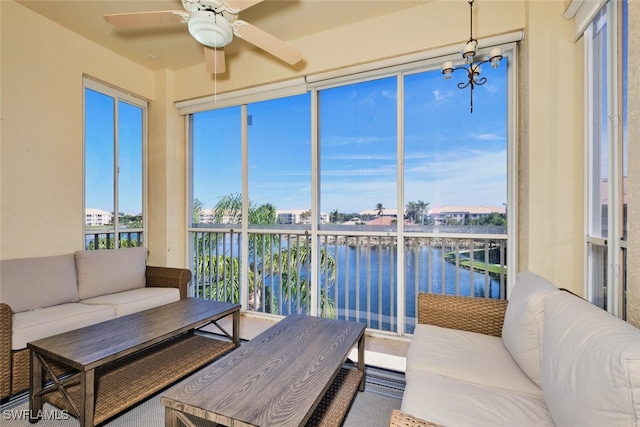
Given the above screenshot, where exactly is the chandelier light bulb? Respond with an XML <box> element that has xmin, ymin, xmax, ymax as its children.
<box><xmin>489</xmin><ymin>47</ymin><xmax>503</xmax><ymax>68</ymax></box>
<box><xmin>462</xmin><ymin>40</ymin><xmax>477</xmax><ymax>63</ymax></box>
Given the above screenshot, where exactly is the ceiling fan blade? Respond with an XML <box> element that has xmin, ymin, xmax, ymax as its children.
<box><xmin>233</xmin><ymin>21</ymin><xmax>302</xmax><ymax>65</ymax></box>
<box><xmin>204</xmin><ymin>46</ymin><xmax>226</xmax><ymax>74</ymax></box>
<box><xmin>224</xmin><ymin>0</ymin><xmax>264</xmax><ymax>12</ymax></box>
<box><xmin>104</xmin><ymin>11</ymin><xmax>187</xmax><ymax>28</ymax></box>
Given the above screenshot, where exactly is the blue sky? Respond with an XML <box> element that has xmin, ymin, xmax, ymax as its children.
<box><xmin>86</xmin><ymin>64</ymin><xmax>507</xmax><ymax>216</ymax></box>
<box><xmin>193</xmin><ymin>65</ymin><xmax>507</xmax><ymax>214</ymax></box>
<box><xmin>85</xmin><ymin>88</ymin><xmax>143</xmax><ymax>214</ymax></box>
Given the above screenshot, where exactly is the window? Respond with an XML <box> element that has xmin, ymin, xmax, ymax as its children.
<box><xmin>584</xmin><ymin>0</ymin><xmax>628</xmax><ymax>317</ymax></box>
<box><xmin>84</xmin><ymin>78</ymin><xmax>146</xmax><ymax>249</ymax></box>
<box><xmin>188</xmin><ymin>41</ymin><xmax>516</xmax><ymax>335</ymax></box>
<box><xmin>191</xmin><ymin>106</ymin><xmax>242</xmax><ymax>226</ymax></box>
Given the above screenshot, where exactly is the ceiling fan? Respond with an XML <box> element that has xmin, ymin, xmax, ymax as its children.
<box><xmin>104</xmin><ymin>0</ymin><xmax>302</xmax><ymax>74</ymax></box>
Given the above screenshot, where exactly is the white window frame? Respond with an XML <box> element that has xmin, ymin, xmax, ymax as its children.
<box><xmin>83</xmin><ymin>77</ymin><xmax>148</xmax><ymax>249</ymax></box>
<box><xmin>583</xmin><ymin>0</ymin><xmax>626</xmax><ymax>316</ymax></box>
<box><xmin>183</xmin><ymin>34</ymin><xmax>520</xmax><ymax>334</ymax></box>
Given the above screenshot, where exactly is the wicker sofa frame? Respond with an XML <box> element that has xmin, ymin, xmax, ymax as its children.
<box><xmin>389</xmin><ymin>293</ymin><xmax>508</xmax><ymax>426</ymax></box>
<box><xmin>0</xmin><ymin>266</ymin><xmax>191</xmax><ymax>402</ymax></box>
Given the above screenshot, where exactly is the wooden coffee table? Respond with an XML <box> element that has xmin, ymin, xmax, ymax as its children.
<box><xmin>161</xmin><ymin>314</ymin><xmax>366</xmax><ymax>427</ymax></box>
<box><xmin>28</xmin><ymin>298</ymin><xmax>240</xmax><ymax>427</ymax></box>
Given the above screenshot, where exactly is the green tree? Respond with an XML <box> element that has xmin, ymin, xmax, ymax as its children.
<box><xmin>470</xmin><ymin>212</ymin><xmax>506</xmax><ymax>226</ymax></box>
<box><xmin>330</xmin><ymin>209</ymin><xmax>339</xmax><ymax>223</ymax></box>
<box><xmin>195</xmin><ymin>193</ymin><xmax>337</xmax><ymax>317</ymax></box>
<box><xmin>405</xmin><ymin>201</ymin><xmax>418</xmax><ymax>223</ymax></box>
<box><xmin>375</xmin><ymin>203</ymin><xmax>384</xmax><ymax>216</ymax></box>
<box><xmin>416</xmin><ymin>200</ymin><xmax>429</xmax><ymax>225</ymax></box>
<box><xmin>193</xmin><ymin>198</ymin><xmax>204</xmax><ymax>224</ymax></box>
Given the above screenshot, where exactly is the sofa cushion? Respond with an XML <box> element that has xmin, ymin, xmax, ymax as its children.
<box><xmin>407</xmin><ymin>324</ymin><xmax>542</xmax><ymax>396</ymax></box>
<box><xmin>501</xmin><ymin>271</ymin><xmax>558</xmax><ymax>388</ymax></box>
<box><xmin>542</xmin><ymin>291</ymin><xmax>640</xmax><ymax>426</ymax></box>
<box><xmin>0</xmin><ymin>254</ymin><xmax>79</xmax><ymax>313</ymax></box>
<box><xmin>401</xmin><ymin>371</ymin><xmax>554</xmax><ymax>427</ymax></box>
<box><xmin>80</xmin><ymin>287</ymin><xmax>180</xmax><ymax>317</ymax></box>
<box><xmin>12</xmin><ymin>303</ymin><xmax>116</xmax><ymax>350</ymax></box>
<box><xmin>76</xmin><ymin>247</ymin><xmax>147</xmax><ymax>300</ymax></box>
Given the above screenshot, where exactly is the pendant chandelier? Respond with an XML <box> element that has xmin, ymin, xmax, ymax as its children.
<box><xmin>441</xmin><ymin>0</ymin><xmax>503</xmax><ymax>113</ymax></box>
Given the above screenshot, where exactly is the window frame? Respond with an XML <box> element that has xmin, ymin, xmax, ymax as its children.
<box><xmin>185</xmin><ymin>38</ymin><xmax>518</xmax><ymax>334</ymax></box>
<box><xmin>583</xmin><ymin>0</ymin><xmax>627</xmax><ymax>317</ymax></box>
<box><xmin>83</xmin><ymin>77</ymin><xmax>148</xmax><ymax>250</ymax></box>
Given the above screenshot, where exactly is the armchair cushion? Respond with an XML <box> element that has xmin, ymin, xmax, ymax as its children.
<box><xmin>0</xmin><ymin>254</ymin><xmax>78</xmax><ymax>313</ymax></box>
<box><xmin>401</xmin><ymin>371</ymin><xmax>554</xmax><ymax>427</ymax></box>
<box><xmin>542</xmin><ymin>291</ymin><xmax>640</xmax><ymax>426</ymax></box>
<box><xmin>501</xmin><ymin>272</ymin><xmax>558</xmax><ymax>388</ymax></box>
<box><xmin>12</xmin><ymin>303</ymin><xmax>116</xmax><ymax>350</ymax></box>
<box><xmin>407</xmin><ymin>324</ymin><xmax>542</xmax><ymax>396</ymax></box>
<box><xmin>76</xmin><ymin>247</ymin><xmax>147</xmax><ymax>300</ymax></box>
<box><xmin>81</xmin><ymin>287</ymin><xmax>180</xmax><ymax>316</ymax></box>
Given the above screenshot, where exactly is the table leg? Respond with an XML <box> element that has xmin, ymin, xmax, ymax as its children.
<box><xmin>80</xmin><ymin>369</ymin><xmax>95</xmax><ymax>427</ymax></box>
<box><xmin>357</xmin><ymin>333</ymin><xmax>365</xmax><ymax>392</ymax></box>
<box><xmin>165</xmin><ymin>407</ymin><xmax>179</xmax><ymax>427</ymax></box>
<box><xmin>232</xmin><ymin>309</ymin><xmax>240</xmax><ymax>348</ymax></box>
<box><xmin>29</xmin><ymin>350</ymin><xmax>43</xmax><ymax>423</ymax></box>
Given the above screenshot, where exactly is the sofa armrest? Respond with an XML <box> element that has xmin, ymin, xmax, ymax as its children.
<box><xmin>145</xmin><ymin>266</ymin><xmax>191</xmax><ymax>300</ymax></box>
<box><xmin>1</xmin><ymin>303</ymin><xmax>12</xmax><ymax>400</ymax></box>
<box><xmin>417</xmin><ymin>293</ymin><xmax>508</xmax><ymax>337</ymax></box>
<box><xmin>389</xmin><ymin>410</ymin><xmax>444</xmax><ymax>427</ymax></box>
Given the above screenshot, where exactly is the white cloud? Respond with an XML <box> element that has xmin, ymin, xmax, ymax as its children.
<box><xmin>432</xmin><ymin>89</ymin><xmax>452</xmax><ymax>102</ymax></box>
<box><xmin>472</xmin><ymin>133</ymin><xmax>504</xmax><ymax>141</ymax></box>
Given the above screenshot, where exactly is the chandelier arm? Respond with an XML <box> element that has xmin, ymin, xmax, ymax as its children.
<box><xmin>473</xmin><ymin>76</ymin><xmax>487</xmax><ymax>86</ymax></box>
<box><xmin>458</xmin><ymin>80</ymin><xmax>472</xmax><ymax>90</ymax></box>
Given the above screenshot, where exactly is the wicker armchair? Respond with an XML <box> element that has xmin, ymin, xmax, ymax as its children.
<box><xmin>389</xmin><ymin>293</ymin><xmax>509</xmax><ymax>427</ymax></box>
<box><xmin>417</xmin><ymin>292</ymin><xmax>508</xmax><ymax>337</ymax></box>
<box><xmin>0</xmin><ymin>265</ymin><xmax>191</xmax><ymax>402</ymax></box>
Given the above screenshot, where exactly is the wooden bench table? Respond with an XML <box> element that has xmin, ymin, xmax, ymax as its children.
<box><xmin>28</xmin><ymin>298</ymin><xmax>240</xmax><ymax>427</ymax></box>
<box><xmin>161</xmin><ymin>314</ymin><xmax>366</xmax><ymax>427</ymax></box>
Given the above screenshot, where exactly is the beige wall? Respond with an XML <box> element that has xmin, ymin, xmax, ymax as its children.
<box><xmin>0</xmin><ymin>1</ymin><xmax>178</xmax><ymax>263</ymax></box>
<box><xmin>2</xmin><ymin>0</ymin><xmax>631</xmax><ymax>305</ymax></box>
<box><xmin>517</xmin><ymin>0</ymin><xmax>584</xmax><ymax>293</ymax></box>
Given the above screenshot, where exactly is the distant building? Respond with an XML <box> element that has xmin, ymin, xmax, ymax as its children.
<box><xmin>85</xmin><ymin>208</ymin><xmax>113</xmax><ymax>226</ymax></box>
<box><xmin>277</xmin><ymin>210</ymin><xmax>329</xmax><ymax>224</ymax></box>
<box><xmin>197</xmin><ymin>208</ymin><xmax>328</xmax><ymax>224</ymax></box>
<box><xmin>428</xmin><ymin>206</ymin><xmax>505</xmax><ymax>225</ymax></box>
<box><xmin>197</xmin><ymin>208</ymin><xmax>238</xmax><ymax>224</ymax></box>
<box><xmin>359</xmin><ymin>208</ymin><xmax>401</xmax><ymax>219</ymax></box>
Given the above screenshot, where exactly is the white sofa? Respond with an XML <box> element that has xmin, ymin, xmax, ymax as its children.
<box><xmin>0</xmin><ymin>247</ymin><xmax>191</xmax><ymax>401</ymax></box>
<box><xmin>395</xmin><ymin>271</ymin><xmax>640</xmax><ymax>427</ymax></box>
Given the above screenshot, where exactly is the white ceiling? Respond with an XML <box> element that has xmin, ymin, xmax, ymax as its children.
<box><xmin>17</xmin><ymin>0</ymin><xmax>429</xmax><ymax>72</ymax></box>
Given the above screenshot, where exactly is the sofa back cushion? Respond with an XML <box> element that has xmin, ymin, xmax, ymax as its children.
<box><xmin>542</xmin><ymin>291</ymin><xmax>640</xmax><ymax>426</ymax></box>
<box><xmin>0</xmin><ymin>254</ymin><xmax>79</xmax><ymax>312</ymax></box>
<box><xmin>501</xmin><ymin>271</ymin><xmax>558</xmax><ymax>388</ymax></box>
<box><xmin>76</xmin><ymin>247</ymin><xmax>147</xmax><ymax>300</ymax></box>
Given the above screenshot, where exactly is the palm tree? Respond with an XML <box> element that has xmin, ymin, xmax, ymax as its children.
<box><xmin>416</xmin><ymin>200</ymin><xmax>429</xmax><ymax>225</ymax></box>
<box><xmin>405</xmin><ymin>201</ymin><xmax>418</xmax><ymax>223</ymax></box>
<box><xmin>330</xmin><ymin>209</ymin><xmax>339</xmax><ymax>224</ymax></box>
<box><xmin>195</xmin><ymin>193</ymin><xmax>337</xmax><ymax>317</ymax></box>
<box><xmin>375</xmin><ymin>202</ymin><xmax>384</xmax><ymax>216</ymax></box>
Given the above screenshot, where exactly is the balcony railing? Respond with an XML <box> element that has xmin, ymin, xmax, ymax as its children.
<box><xmin>84</xmin><ymin>229</ymin><xmax>144</xmax><ymax>250</ymax></box>
<box><xmin>191</xmin><ymin>229</ymin><xmax>507</xmax><ymax>335</ymax></box>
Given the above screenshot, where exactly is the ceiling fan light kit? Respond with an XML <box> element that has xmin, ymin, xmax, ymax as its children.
<box><xmin>441</xmin><ymin>0</ymin><xmax>503</xmax><ymax>113</ymax></box>
<box><xmin>188</xmin><ymin>11</ymin><xmax>233</xmax><ymax>48</ymax></box>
